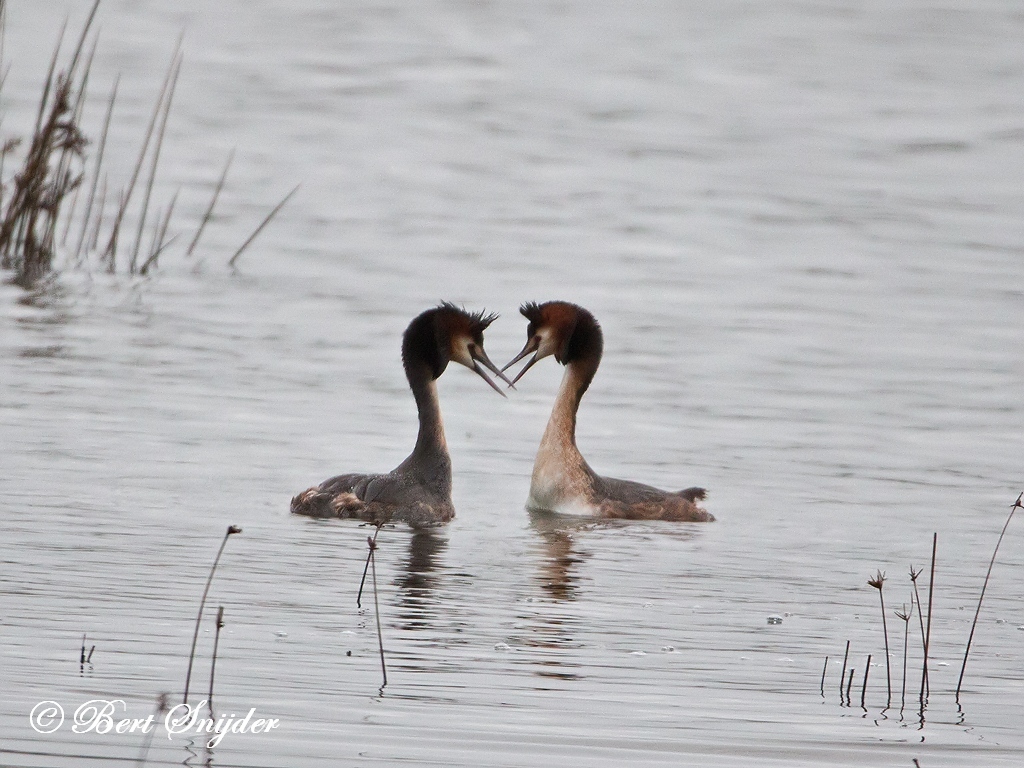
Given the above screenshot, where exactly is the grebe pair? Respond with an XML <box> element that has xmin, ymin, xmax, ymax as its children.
<box><xmin>290</xmin><ymin>301</ymin><xmax>712</xmax><ymax>524</ymax></box>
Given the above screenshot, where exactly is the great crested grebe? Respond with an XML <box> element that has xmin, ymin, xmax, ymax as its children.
<box><xmin>503</xmin><ymin>301</ymin><xmax>713</xmax><ymax>522</ymax></box>
<box><xmin>291</xmin><ymin>303</ymin><xmax>509</xmax><ymax>525</ymax></box>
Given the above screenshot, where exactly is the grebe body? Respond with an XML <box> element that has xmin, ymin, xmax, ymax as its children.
<box><xmin>291</xmin><ymin>303</ymin><xmax>507</xmax><ymax>525</ymax></box>
<box><xmin>505</xmin><ymin>301</ymin><xmax>713</xmax><ymax>522</ymax></box>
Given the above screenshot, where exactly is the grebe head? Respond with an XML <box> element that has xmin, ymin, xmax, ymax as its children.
<box><xmin>402</xmin><ymin>303</ymin><xmax>511</xmax><ymax>395</ymax></box>
<box><xmin>502</xmin><ymin>301</ymin><xmax>602</xmax><ymax>384</ymax></box>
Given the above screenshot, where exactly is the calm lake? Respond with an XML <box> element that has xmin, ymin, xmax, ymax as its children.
<box><xmin>2</xmin><ymin>1</ymin><xmax>1023</xmax><ymax>766</ymax></box>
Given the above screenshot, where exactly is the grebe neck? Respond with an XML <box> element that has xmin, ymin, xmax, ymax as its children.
<box><xmin>408</xmin><ymin>369</ymin><xmax>448</xmax><ymax>463</ymax></box>
<box><xmin>538</xmin><ymin>352</ymin><xmax>599</xmax><ymax>452</ymax></box>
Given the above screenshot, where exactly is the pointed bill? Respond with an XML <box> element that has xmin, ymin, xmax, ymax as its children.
<box><xmin>472</xmin><ymin>345</ymin><xmax>516</xmax><ymax>389</ymax></box>
<box><xmin>471</xmin><ymin>359</ymin><xmax>507</xmax><ymax>397</ymax></box>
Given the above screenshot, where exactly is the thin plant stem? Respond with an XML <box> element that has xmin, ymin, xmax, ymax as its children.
<box><xmin>839</xmin><ymin>640</ymin><xmax>850</xmax><ymax>702</ymax></box>
<box><xmin>357</xmin><ymin>525</ymin><xmax>382</xmax><ymax>608</ymax></box>
<box><xmin>956</xmin><ymin>492</ymin><xmax>1022</xmax><ymax>697</ymax></box>
<box><xmin>845</xmin><ymin>668</ymin><xmax>855</xmax><ymax>706</ymax></box>
<box><xmin>820</xmin><ymin>656</ymin><xmax>829</xmax><ymax>697</ymax></box>
<box><xmin>186</xmin><ymin>147</ymin><xmax>234</xmax><ymax>257</ymax></box>
<box><xmin>370</xmin><ymin>537</ymin><xmax>387</xmax><ymax>689</ymax></box>
<box><xmin>33</xmin><ymin>19</ymin><xmax>66</xmax><ymax>137</ymax></box>
<box><xmin>74</xmin><ymin>74</ymin><xmax>118</xmax><ymax>265</ymax></box>
<box><xmin>861</xmin><ymin>655</ymin><xmax>872</xmax><ymax>709</ymax></box>
<box><xmin>910</xmin><ymin>567</ymin><xmax>927</xmax><ymax>695</ymax></box>
<box><xmin>101</xmin><ymin>37</ymin><xmax>182</xmax><ymax>264</ymax></box>
<box><xmin>920</xmin><ymin>534</ymin><xmax>937</xmax><ymax>704</ymax></box>
<box><xmin>183</xmin><ymin>525</ymin><xmax>241</xmax><ymax>705</ymax></box>
<box><xmin>140</xmin><ymin>191</ymin><xmax>179</xmax><ymax>274</ymax></box>
<box><xmin>869</xmin><ymin>570</ymin><xmax>892</xmax><ymax>707</ymax></box>
<box><xmin>208</xmin><ymin>606</ymin><xmax>225</xmax><ymax>711</ymax></box>
<box><xmin>895</xmin><ymin>603</ymin><xmax>911</xmax><ymax>713</ymax></box>
<box><xmin>130</xmin><ymin>53</ymin><xmax>181</xmax><ymax>273</ymax></box>
<box><xmin>227</xmin><ymin>183</ymin><xmax>299</xmax><ymax>267</ymax></box>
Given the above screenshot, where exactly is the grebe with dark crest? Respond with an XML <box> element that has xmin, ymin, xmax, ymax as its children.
<box><xmin>503</xmin><ymin>301</ymin><xmax>713</xmax><ymax>522</ymax></box>
<box><xmin>291</xmin><ymin>303</ymin><xmax>509</xmax><ymax>525</ymax></box>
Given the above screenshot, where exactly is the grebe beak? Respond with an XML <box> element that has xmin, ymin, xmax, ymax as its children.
<box><xmin>470</xmin><ymin>345</ymin><xmax>513</xmax><ymax>397</ymax></box>
<box><xmin>502</xmin><ymin>336</ymin><xmax>540</xmax><ymax>386</ymax></box>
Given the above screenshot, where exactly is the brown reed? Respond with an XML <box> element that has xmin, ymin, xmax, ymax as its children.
<box><xmin>909</xmin><ymin>565</ymin><xmax>928</xmax><ymax>696</ymax></box>
<box><xmin>921</xmin><ymin>533</ymin><xmax>937</xmax><ymax>705</ymax></box>
<box><xmin>0</xmin><ymin>1</ymin><xmax>97</xmax><ymax>286</ymax></box>
<box><xmin>868</xmin><ymin>570</ymin><xmax>892</xmax><ymax>707</ymax></box>
<box><xmin>368</xmin><ymin>533</ymin><xmax>388</xmax><ymax>690</ymax></box>
<box><xmin>894</xmin><ymin>603</ymin><xmax>911</xmax><ymax>712</ymax></box>
<box><xmin>183</xmin><ymin>525</ymin><xmax>241</xmax><ymax>705</ymax></box>
<box><xmin>860</xmin><ymin>655</ymin><xmax>871</xmax><ymax>709</ymax></box>
<box><xmin>186</xmin><ymin>148</ymin><xmax>234</xmax><ymax>257</ymax></box>
<box><xmin>955</xmin><ymin>492</ymin><xmax>1022</xmax><ymax>697</ymax></box>
<box><xmin>208</xmin><ymin>606</ymin><xmax>225</xmax><ymax>711</ymax></box>
<box><xmin>357</xmin><ymin>524</ymin><xmax>383</xmax><ymax>608</ymax></box>
<box><xmin>839</xmin><ymin>639</ymin><xmax>850</xmax><ymax>702</ymax></box>
<box><xmin>227</xmin><ymin>183</ymin><xmax>300</xmax><ymax>267</ymax></box>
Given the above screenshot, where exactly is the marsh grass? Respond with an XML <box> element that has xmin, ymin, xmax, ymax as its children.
<box><xmin>0</xmin><ymin>0</ymin><xmax>295</xmax><ymax>289</ymax></box>
<box><xmin>0</xmin><ymin>0</ymin><xmax>95</xmax><ymax>286</ymax></box>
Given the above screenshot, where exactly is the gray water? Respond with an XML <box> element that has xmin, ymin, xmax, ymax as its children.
<box><xmin>2</xmin><ymin>1</ymin><xmax>1023</xmax><ymax>765</ymax></box>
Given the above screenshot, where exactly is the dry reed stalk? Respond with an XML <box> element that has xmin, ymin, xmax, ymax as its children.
<box><xmin>73</xmin><ymin>74</ymin><xmax>118</xmax><ymax>265</ymax></box>
<box><xmin>140</xmin><ymin>190</ymin><xmax>178</xmax><ymax>274</ymax></box>
<box><xmin>227</xmin><ymin>183</ymin><xmax>299</xmax><ymax>267</ymax></box>
<box><xmin>186</xmin><ymin>147</ymin><xmax>233</xmax><ymax>257</ymax></box>
<box><xmin>183</xmin><ymin>525</ymin><xmax>241</xmax><ymax>705</ymax></box>
<box><xmin>820</xmin><ymin>655</ymin><xmax>829</xmax><ymax>697</ymax></box>
<box><xmin>0</xmin><ymin>7</ymin><xmax>94</xmax><ymax>285</ymax></box>
<box><xmin>357</xmin><ymin>524</ymin><xmax>382</xmax><ymax>608</ymax></box>
<box><xmin>909</xmin><ymin>566</ymin><xmax>927</xmax><ymax>693</ymax></box>
<box><xmin>208</xmin><ymin>606</ymin><xmax>225</xmax><ymax>710</ymax></box>
<box><xmin>860</xmin><ymin>655</ymin><xmax>871</xmax><ymax>709</ymax></box>
<box><xmin>919</xmin><ymin>534</ymin><xmax>937</xmax><ymax>704</ymax></box>
<box><xmin>839</xmin><ymin>640</ymin><xmax>850</xmax><ymax>701</ymax></box>
<box><xmin>895</xmin><ymin>604</ymin><xmax>911</xmax><ymax>712</ymax></box>
<box><xmin>868</xmin><ymin>570</ymin><xmax>892</xmax><ymax>707</ymax></box>
<box><xmin>369</xmin><ymin>534</ymin><xmax>387</xmax><ymax>689</ymax></box>
<box><xmin>955</xmin><ymin>492</ymin><xmax>1022</xmax><ymax>697</ymax></box>
<box><xmin>100</xmin><ymin>37</ymin><xmax>182</xmax><ymax>267</ymax></box>
<box><xmin>845</xmin><ymin>668</ymin><xmax>855</xmax><ymax>705</ymax></box>
<box><xmin>129</xmin><ymin>52</ymin><xmax>181</xmax><ymax>273</ymax></box>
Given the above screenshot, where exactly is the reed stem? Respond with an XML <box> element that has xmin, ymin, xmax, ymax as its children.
<box><xmin>955</xmin><ymin>492</ymin><xmax>1022</xmax><ymax>697</ymax></box>
<box><xmin>919</xmin><ymin>533</ymin><xmax>937</xmax><ymax>704</ymax></box>
<box><xmin>839</xmin><ymin>640</ymin><xmax>850</xmax><ymax>702</ymax></box>
<box><xmin>357</xmin><ymin>525</ymin><xmax>382</xmax><ymax>608</ymax></box>
<box><xmin>208</xmin><ymin>606</ymin><xmax>225</xmax><ymax>711</ymax></box>
<box><xmin>227</xmin><ymin>184</ymin><xmax>299</xmax><ymax>267</ymax></box>
<box><xmin>369</xmin><ymin>535</ymin><xmax>387</xmax><ymax>689</ymax></box>
<box><xmin>861</xmin><ymin>655</ymin><xmax>871</xmax><ymax>709</ymax></box>
<box><xmin>183</xmin><ymin>525</ymin><xmax>241</xmax><ymax>705</ymax></box>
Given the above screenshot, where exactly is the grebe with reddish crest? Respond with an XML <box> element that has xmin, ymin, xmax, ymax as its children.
<box><xmin>291</xmin><ymin>303</ymin><xmax>509</xmax><ymax>525</ymax></box>
<box><xmin>504</xmin><ymin>301</ymin><xmax>713</xmax><ymax>522</ymax></box>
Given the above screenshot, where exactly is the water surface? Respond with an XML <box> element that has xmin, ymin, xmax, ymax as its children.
<box><xmin>2</xmin><ymin>1</ymin><xmax>1023</xmax><ymax>766</ymax></box>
